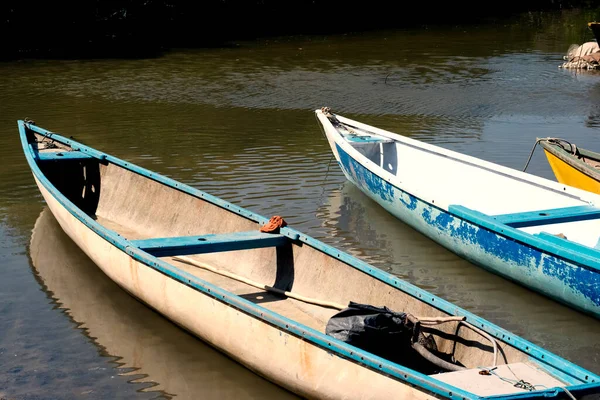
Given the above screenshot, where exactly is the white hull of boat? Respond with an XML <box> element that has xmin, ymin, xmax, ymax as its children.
<box><xmin>316</xmin><ymin>110</ymin><xmax>600</xmax><ymax>318</ymax></box>
<box><xmin>21</xmin><ymin>119</ymin><xmax>600</xmax><ymax>399</ymax></box>
<box><xmin>35</xmin><ymin>177</ymin><xmax>436</xmax><ymax>400</ymax></box>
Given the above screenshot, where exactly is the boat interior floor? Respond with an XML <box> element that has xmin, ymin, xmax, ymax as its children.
<box><xmin>432</xmin><ymin>362</ymin><xmax>565</xmax><ymax>397</ymax></box>
<box><xmin>167</xmin><ymin>256</ymin><xmax>339</xmax><ymax>331</ymax></box>
<box><xmin>95</xmin><ymin>215</ymin><xmax>339</xmax><ymax>332</ymax></box>
<box><xmin>96</xmin><ymin>215</ymin><xmax>146</xmax><ymax>241</ymax></box>
<box><xmin>95</xmin><ymin>215</ymin><xmax>568</xmax><ymax>396</ymax></box>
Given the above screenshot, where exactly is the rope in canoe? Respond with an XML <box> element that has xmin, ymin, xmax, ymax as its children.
<box><xmin>453</xmin><ymin>320</ymin><xmax>498</xmax><ymax>367</ymax></box>
<box><xmin>522</xmin><ymin>138</ymin><xmax>578</xmax><ymax>172</ymax></box>
<box><xmin>416</xmin><ymin>315</ymin><xmax>498</xmax><ymax>368</ymax></box>
<box><xmin>172</xmin><ymin>254</ymin><xmax>498</xmax><ymax>369</ymax></box>
<box><xmin>561</xmin><ymin>387</ymin><xmax>577</xmax><ymax>400</ymax></box>
<box><xmin>173</xmin><ymin>254</ymin><xmax>473</xmax><ymax>323</ymax></box>
<box><xmin>483</xmin><ymin>367</ymin><xmax>547</xmax><ymax>392</ymax></box>
<box><xmin>479</xmin><ymin>360</ymin><xmax>575</xmax><ymax>396</ymax></box>
<box><xmin>173</xmin><ymin>255</ymin><xmax>347</xmax><ymax>310</ymax></box>
<box><xmin>522</xmin><ymin>139</ymin><xmax>544</xmax><ymax>172</ymax></box>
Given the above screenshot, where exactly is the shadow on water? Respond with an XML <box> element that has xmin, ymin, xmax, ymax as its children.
<box><xmin>28</xmin><ymin>208</ymin><xmax>297</xmax><ymax>399</ymax></box>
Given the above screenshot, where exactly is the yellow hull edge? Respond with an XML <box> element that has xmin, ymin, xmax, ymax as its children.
<box><xmin>543</xmin><ymin>149</ymin><xmax>600</xmax><ymax>194</ymax></box>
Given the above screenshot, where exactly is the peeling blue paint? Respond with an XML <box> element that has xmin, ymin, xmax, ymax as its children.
<box><xmin>335</xmin><ymin>144</ymin><xmax>600</xmax><ymax>319</ymax></box>
<box><xmin>336</xmin><ymin>143</ymin><xmax>395</xmax><ymax>203</ymax></box>
<box><xmin>400</xmin><ymin>191</ymin><xmax>418</xmax><ymax>211</ymax></box>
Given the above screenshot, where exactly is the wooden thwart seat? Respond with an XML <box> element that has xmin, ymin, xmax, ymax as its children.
<box><xmin>490</xmin><ymin>205</ymin><xmax>600</xmax><ymax>228</ymax></box>
<box><xmin>36</xmin><ymin>150</ymin><xmax>95</xmax><ymax>162</ymax></box>
<box><xmin>131</xmin><ymin>231</ymin><xmax>289</xmax><ymax>257</ymax></box>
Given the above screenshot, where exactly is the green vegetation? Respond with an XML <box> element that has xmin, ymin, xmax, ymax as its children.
<box><xmin>1</xmin><ymin>0</ymin><xmax>598</xmax><ymax>59</ymax></box>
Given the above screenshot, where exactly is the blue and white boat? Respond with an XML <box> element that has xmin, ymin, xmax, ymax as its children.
<box><xmin>316</xmin><ymin>108</ymin><xmax>600</xmax><ymax>319</ymax></box>
<box><xmin>19</xmin><ymin>119</ymin><xmax>600</xmax><ymax>399</ymax></box>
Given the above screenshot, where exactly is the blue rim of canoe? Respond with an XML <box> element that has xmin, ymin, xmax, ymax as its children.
<box><xmin>18</xmin><ymin>120</ymin><xmax>600</xmax><ymax>399</ymax></box>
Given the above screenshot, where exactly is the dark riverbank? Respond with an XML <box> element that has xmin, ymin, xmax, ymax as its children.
<box><xmin>1</xmin><ymin>0</ymin><xmax>599</xmax><ymax>59</ymax></box>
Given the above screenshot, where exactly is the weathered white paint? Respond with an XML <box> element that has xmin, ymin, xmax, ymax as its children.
<box><xmin>315</xmin><ymin>111</ymin><xmax>600</xmax><ymax>248</ymax></box>
<box><xmin>35</xmin><ymin>177</ymin><xmax>440</xmax><ymax>400</ymax></box>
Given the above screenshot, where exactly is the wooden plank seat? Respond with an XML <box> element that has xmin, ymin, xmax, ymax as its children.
<box><xmin>491</xmin><ymin>205</ymin><xmax>600</xmax><ymax>228</ymax></box>
<box><xmin>131</xmin><ymin>231</ymin><xmax>289</xmax><ymax>257</ymax></box>
<box><xmin>37</xmin><ymin>151</ymin><xmax>95</xmax><ymax>161</ymax></box>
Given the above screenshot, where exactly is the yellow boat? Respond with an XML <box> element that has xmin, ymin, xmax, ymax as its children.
<box><xmin>539</xmin><ymin>138</ymin><xmax>600</xmax><ymax>194</ymax></box>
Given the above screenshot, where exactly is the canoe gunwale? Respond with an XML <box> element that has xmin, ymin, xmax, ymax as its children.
<box><xmin>538</xmin><ymin>139</ymin><xmax>600</xmax><ymax>183</ymax></box>
<box><xmin>19</xmin><ymin>120</ymin><xmax>600</xmax><ymax>397</ymax></box>
<box><xmin>19</xmin><ymin>120</ymin><xmax>482</xmax><ymax>399</ymax></box>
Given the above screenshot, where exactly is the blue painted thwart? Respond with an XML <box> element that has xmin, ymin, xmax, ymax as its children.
<box><xmin>19</xmin><ymin>120</ymin><xmax>600</xmax><ymax>399</ymax></box>
<box><xmin>36</xmin><ymin>151</ymin><xmax>94</xmax><ymax>161</ymax></box>
<box><xmin>131</xmin><ymin>231</ymin><xmax>288</xmax><ymax>257</ymax></box>
<box><xmin>492</xmin><ymin>205</ymin><xmax>600</xmax><ymax>228</ymax></box>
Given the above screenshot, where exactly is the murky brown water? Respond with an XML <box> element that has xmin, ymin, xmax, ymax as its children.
<box><xmin>2</xmin><ymin>9</ymin><xmax>600</xmax><ymax>399</ymax></box>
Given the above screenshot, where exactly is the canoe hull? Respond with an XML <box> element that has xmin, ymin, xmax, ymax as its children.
<box><xmin>543</xmin><ymin>149</ymin><xmax>600</xmax><ymax>194</ymax></box>
<box><xmin>34</xmin><ymin>176</ymin><xmax>438</xmax><ymax>400</ymax></box>
<box><xmin>334</xmin><ymin>143</ymin><xmax>600</xmax><ymax>318</ymax></box>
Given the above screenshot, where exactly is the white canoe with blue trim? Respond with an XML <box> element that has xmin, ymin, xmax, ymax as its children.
<box><xmin>19</xmin><ymin>120</ymin><xmax>600</xmax><ymax>399</ymax></box>
<box><xmin>316</xmin><ymin>109</ymin><xmax>600</xmax><ymax>320</ymax></box>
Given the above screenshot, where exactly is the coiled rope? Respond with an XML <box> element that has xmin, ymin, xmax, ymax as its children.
<box><xmin>522</xmin><ymin>138</ymin><xmax>578</xmax><ymax>172</ymax></box>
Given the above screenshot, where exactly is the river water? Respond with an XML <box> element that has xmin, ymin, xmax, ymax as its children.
<box><xmin>2</xmin><ymin>9</ymin><xmax>600</xmax><ymax>399</ymax></box>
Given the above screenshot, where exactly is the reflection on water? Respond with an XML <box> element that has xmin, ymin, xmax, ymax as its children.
<box><xmin>29</xmin><ymin>208</ymin><xmax>296</xmax><ymax>399</ymax></box>
<box><xmin>586</xmin><ymin>78</ymin><xmax>600</xmax><ymax>128</ymax></box>
<box><xmin>2</xmin><ymin>8</ymin><xmax>600</xmax><ymax>398</ymax></box>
